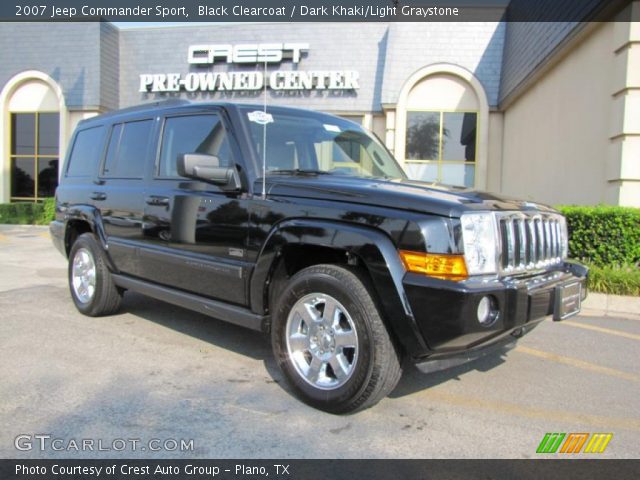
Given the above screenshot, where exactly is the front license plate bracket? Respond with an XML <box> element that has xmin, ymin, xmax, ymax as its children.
<box><xmin>553</xmin><ymin>281</ymin><xmax>582</xmax><ymax>321</ymax></box>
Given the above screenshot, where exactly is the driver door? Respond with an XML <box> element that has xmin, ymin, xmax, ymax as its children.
<box><xmin>140</xmin><ymin>111</ymin><xmax>250</xmax><ymax>306</ymax></box>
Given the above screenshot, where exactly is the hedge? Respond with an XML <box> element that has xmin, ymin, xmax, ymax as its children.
<box><xmin>0</xmin><ymin>198</ymin><xmax>56</xmax><ymax>225</ymax></box>
<box><xmin>586</xmin><ymin>263</ymin><xmax>640</xmax><ymax>296</ymax></box>
<box><xmin>556</xmin><ymin>205</ymin><xmax>640</xmax><ymax>268</ymax></box>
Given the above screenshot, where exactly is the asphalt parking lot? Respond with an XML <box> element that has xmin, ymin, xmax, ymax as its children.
<box><xmin>1</xmin><ymin>225</ymin><xmax>639</xmax><ymax>459</ymax></box>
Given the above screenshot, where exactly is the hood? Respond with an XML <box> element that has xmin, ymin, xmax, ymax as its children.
<box><xmin>260</xmin><ymin>175</ymin><xmax>556</xmax><ymax>218</ymax></box>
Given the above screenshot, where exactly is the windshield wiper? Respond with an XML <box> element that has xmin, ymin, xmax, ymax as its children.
<box><xmin>266</xmin><ymin>169</ymin><xmax>332</xmax><ymax>176</ymax></box>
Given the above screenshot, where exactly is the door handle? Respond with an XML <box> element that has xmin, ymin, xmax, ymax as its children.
<box><xmin>145</xmin><ymin>195</ymin><xmax>170</xmax><ymax>206</ymax></box>
<box><xmin>91</xmin><ymin>192</ymin><xmax>107</xmax><ymax>201</ymax></box>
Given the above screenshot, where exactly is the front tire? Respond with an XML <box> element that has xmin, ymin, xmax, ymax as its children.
<box><xmin>271</xmin><ymin>264</ymin><xmax>402</xmax><ymax>414</ymax></box>
<box><xmin>68</xmin><ymin>233</ymin><xmax>122</xmax><ymax>316</ymax></box>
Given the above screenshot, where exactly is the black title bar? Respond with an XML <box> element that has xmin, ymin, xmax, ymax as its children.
<box><xmin>2</xmin><ymin>459</ymin><xmax>640</xmax><ymax>480</ymax></box>
<box><xmin>1</xmin><ymin>0</ymin><xmax>637</xmax><ymax>22</ymax></box>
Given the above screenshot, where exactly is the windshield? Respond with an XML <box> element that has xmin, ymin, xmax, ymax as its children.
<box><xmin>242</xmin><ymin>107</ymin><xmax>406</xmax><ymax>180</ymax></box>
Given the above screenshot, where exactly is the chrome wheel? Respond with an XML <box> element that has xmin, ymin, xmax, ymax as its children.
<box><xmin>71</xmin><ymin>247</ymin><xmax>96</xmax><ymax>304</ymax></box>
<box><xmin>285</xmin><ymin>293</ymin><xmax>358</xmax><ymax>390</ymax></box>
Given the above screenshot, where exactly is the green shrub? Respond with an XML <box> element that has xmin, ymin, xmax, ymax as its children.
<box><xmin>556</xmin><ymin>205</ymin><xmax>640</xmax><ymax>267</ymax></box>
<box><xmin>36</xmin><ymin>197</ymin><xmax>56</xmax><ymax>225</ymax></box>
<box><xmin>586</xmin><ymin>263</ymin><xmax>640</xmax><ymax>296</ymax></box>
<box><xmin>0</xmin><ymin>198</ymin><xmax>56</xmax><ymax>225</ymax></box>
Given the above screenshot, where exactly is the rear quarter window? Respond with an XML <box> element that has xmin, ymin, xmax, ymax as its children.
<box><xmin>65</xmin><ymin>126</ymin><xmax>106</xmax><ymax>177</ymax></box>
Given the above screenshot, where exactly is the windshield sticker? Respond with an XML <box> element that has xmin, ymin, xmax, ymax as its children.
<box><xmin>323</xmin><ymin>124</ymin><xmax>341</xmax><ymax>133</ymax></box>
<box><xmin>248</xmin><ymin>111</ymin><xmax>274</xmax><ymax>125</ymax></box>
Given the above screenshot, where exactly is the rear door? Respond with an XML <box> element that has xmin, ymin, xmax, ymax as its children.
<box><xmin>140</xmin><ymin>110</ymin><xmax>250</xmax><ymax>306</ymax></box>
<box><xmin>98</xmin><ymin>118</ymin><xmax>156</xmax><ymax>277</ymax></box>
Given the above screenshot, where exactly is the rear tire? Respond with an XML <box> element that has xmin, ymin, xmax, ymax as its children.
<box><xmin>68</xmin><ymin>233</ymin><xmax>122</xmax><ymax>316</ymax></box>
<box><xmin>271</xmin><ymin>264</ymin><xmax>402</xmax><ymax>414</ymax></box>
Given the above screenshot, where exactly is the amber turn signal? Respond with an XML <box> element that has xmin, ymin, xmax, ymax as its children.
<box><xmin>399</xmin><ymin>250</ymin><xmax>469</xmax><ymax>281</ymax></box>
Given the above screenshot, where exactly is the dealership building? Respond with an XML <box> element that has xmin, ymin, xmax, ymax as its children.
<box><xmin>1</xmin><ymin>1</ymin><xmax>639</xmax><ymax>206</ymax></box>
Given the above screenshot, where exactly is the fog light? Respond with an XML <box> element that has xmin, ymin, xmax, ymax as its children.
<box><xmin>477</xmin><ymin>296</ymin><xmax>498</xmax><ymax>326</ymax></box>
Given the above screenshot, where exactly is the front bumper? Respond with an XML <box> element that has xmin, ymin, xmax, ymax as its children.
<box><xmin>415</xmin><ymin>328</ymin><xmax>520</xmax><ymax>374</ymax></box>
<box><xmin>405</xmin><ymin>261</ymin><xmax>588</xmax><ymax>366</ymax></box>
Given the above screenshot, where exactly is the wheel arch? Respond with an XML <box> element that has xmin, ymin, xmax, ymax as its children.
<box><xmin>251</xmin><ymin>219</ymin><xmax>428</xmax><ymax>357</ymax></box>
<box><xmin>63</xmin><ymin>205</ymin><xmax>116</xmax><ymax>271</ymax></box>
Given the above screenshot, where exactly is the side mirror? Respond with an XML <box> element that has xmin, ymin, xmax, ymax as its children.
<box><xmin>177</xmin><ymin>153</ymin><xmax>240</xmax><ymax>190</ymax></box>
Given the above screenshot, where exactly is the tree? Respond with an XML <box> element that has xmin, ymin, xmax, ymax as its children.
<box><xmin>406</xmin><ymin>116</ymin><xmax>443</xmax><ymax>160</ymax></box>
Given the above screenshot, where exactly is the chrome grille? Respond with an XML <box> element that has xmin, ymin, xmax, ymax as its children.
<box><xmin>497</xmin><ymin>212</ymin><xmax>566</xmax><ymax>274</ymax></box>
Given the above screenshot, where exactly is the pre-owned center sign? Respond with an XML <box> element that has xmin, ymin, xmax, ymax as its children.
<box><xmin>139</xmin><ymin>43</ymin><xmax>360</xmax><ymax>93</ymax></box>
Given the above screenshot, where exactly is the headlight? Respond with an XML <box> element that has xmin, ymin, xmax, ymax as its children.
<box><xmin>460</xmin><ymin>212</ymin><xmax>498</xmax><ymax>275</ymax></box>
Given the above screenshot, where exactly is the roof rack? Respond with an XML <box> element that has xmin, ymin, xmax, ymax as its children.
<box><xmin>96</xmin><ymin>99</ymin><xmax>191</xmax><ymax>119</ymax></box>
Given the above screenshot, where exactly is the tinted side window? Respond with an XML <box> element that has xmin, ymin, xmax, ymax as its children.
<box><xmin>66</xmin><ymin>126</ymin><xmax>105</xmax><ymax>177</ymax></box>
<box><xmin>159</xmin><ymin>114</ymin><xmax>232</xmax><ymax>178</ymax></box>
<box><xmin>102</xmin><ymin>120</ymin><xmax>153</xmax><ymax>178</ymax></box>
<box><xmin>103</xmin><ymin>124</ymin><xmax>123</xmax><ymax>176</ymax></box>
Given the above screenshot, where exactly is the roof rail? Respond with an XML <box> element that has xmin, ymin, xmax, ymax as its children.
<box><xmin>97</xmin><ymin>99</ymin><xmax>191</xmax><ymax>119</ymax></box>
<box><xmin>148</xmin><ymin>99</ymin><xmax>191</xmax><ymax>108</ymax></box>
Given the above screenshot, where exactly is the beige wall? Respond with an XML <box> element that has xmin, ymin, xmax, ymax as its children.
<box><xmin>501</xmin><ymin>22</ymin><xmax>615</xmax><ymax>205</ymax></box>
<box><xmin>486</xmin><ymin>111</ymin><xmax>504</xmax><ymax>193</ymax></box>
<box><xmin>371</xmin><ymin>114</ymin><xmax>386</xmax><ymax>141</ymax></box>
<box><xmin>501</xmin><ymin>6</ymin><xmax>640</xmax><ymax>207</ymax></box>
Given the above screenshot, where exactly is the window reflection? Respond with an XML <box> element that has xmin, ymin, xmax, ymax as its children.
<box><xmin>11</xmin><ymin>114</ymin><xmax>35</xmax><ymax>155</ymax></box>
<box><xmin>406</xmin><ymin>112</ymin><xmax>439</xmax><ymax>161</ymax></box>
<box><xmin>38</xmin><ymin>159</ymin><xmax>59</xmax><ymax>197</ymax></box>
<box><xmin>404</xmin><ymin>163</ymin><xmax>438</xmax><ymax>183</ymax></box>
<box><xmin>442</xmin><ymin>112</ymin><xmax>476</xmax><ymax>162</ymax></box>
<box><xmin>404</xmin><ymin>110</ymin><xmax>477</xmax><ymax>188</ymax></box>
<box><xmin>11</xmin><ymin>158</ymin><xmax>35</xmax><ymax>198</ymax></box>
<box><xmin>38</xmin><ymin>113</ymin><xmax>59</xmax><ymax>156</ymax></box>
<box><xmin>10</xmin><ymin>112</ymin><xmax>59</xmax><ymax>201</ymax></box>
<box><xmin>159</xmin><ymin>115</ymin><xmax>232</xmax><ymax>178</ymax></box>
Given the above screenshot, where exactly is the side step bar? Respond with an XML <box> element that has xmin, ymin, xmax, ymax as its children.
<box><xmin>112</xmin><ymin>274</ymin><xmax>268</xmax><ymax>333</ymax></box>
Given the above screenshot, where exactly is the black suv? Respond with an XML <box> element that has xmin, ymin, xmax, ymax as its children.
<box><xmin>51</xmin><ymin>100</ymin><xmax>587</xmax><ymax>413</ymax></box>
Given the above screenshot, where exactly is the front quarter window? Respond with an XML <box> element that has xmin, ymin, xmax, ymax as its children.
<box><xmin>159</xmin><ymin>114</ymin><xmax>232</xmax><ymax>178</ymax></box>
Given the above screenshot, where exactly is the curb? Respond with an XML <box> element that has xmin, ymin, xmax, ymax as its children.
<box><xmin>0</xmin><ymin>224</ymin><xmax>48</xmax><ymax>230</ymax></box>
<box><xmin>582</xmin><ymin>292</ymin><xmax>640</xmax><ymax>317</ymax></box>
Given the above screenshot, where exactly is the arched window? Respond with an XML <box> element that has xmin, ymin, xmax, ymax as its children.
<box><xmin>404</xmin><ymin>74</ymin><xmax>478</xmax><ymax>187</ymax></box>
<box><xmin>394</xmin><ymin>65</ymin><xmax>489</xmax><ymax>189</ymax></box>
<box><xmin>8</xmin><ymin>79</ymin><xmax>60</xmax><ymax>201</ymax></box>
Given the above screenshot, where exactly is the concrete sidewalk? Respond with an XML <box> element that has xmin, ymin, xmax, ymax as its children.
<box><xmin>582</xmin><ymin>293</ymin><xmax>640</xmax><ymax>318</ymax></box>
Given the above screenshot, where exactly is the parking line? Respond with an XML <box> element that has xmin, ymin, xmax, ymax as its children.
<box><xmin>420</xmin><ymin>390</ymin><xmax>640</xmax><ymax>432</ymax></box>
<box><xmin>515</xmin><ymin>345</ymin><xmax>639</xmax><ymax>383</ymax></box>
<box><xmin>38</xmin><ymin>231</ymin><xmax>50</xmax><ymax>239</ymax></box>
<box><xmin>562</xmin><ymin>320</ymin><xmax>640</xmax><ymax>341</ymax></box>
<box><xmin>0</xmin><ymin>233</ymin><xmax>8</xmax><ymax>242</ymax></box>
